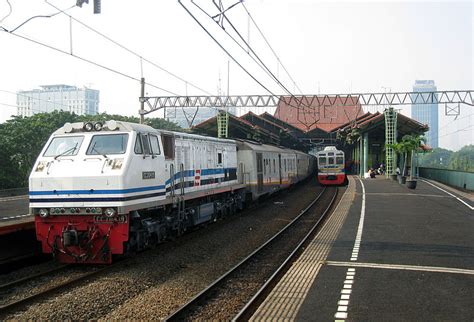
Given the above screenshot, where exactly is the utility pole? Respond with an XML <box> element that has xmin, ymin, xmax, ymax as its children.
<box><xmin>140</xmin><ymin>77</ymin><xmax>145</xmax><ymax>124</ymax></box>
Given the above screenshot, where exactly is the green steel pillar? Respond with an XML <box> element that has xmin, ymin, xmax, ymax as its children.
<box><xmin>363</xmin><ymin>132</ymin><xmax>369</xmax><ymax>174</ymax></box>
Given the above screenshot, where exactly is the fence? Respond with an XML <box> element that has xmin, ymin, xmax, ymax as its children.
<box><xmin>418</xmin><ymin>167</ymin><xmax>474</xmax><ymax>191</ymax></box>
<box><xmin>0</xmin><ymin>187</ymin><xmax>29</xmax><ymax>197</ymax></box>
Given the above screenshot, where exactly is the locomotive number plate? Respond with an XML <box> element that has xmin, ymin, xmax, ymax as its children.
<box><xmin>142</xmin><ymin>171</ymin><xmax>155</xmax><ymax>179</ymax></box>
<box><xmin>94</xmin><ymin>215</ymin><xmax>127</xmax><ymax>223</ymax></box>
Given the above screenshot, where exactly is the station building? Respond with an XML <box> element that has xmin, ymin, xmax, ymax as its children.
<box><xmin>192</xmin><ymin>95</ymin><xmax>428</xmax><ymax>177</ymax></box>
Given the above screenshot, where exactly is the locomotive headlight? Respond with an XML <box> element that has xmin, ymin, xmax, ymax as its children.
<box><xmin>83</xmin><ymin>122</ymin><xmax>94</xmax><ymax>132</ymax></box>
<box><xmin>35</xmin><ymin>161</ymin><xmax>48</xmax><ymax>172</ymax></box>
<box><xmin>111</xmin><ymin>158</ymin><xmax>124</xmax><ymax>170</ymax></box>
<box><xmin>104</xmin><ymin>208</ymin><xmax>116</xmax><ymax>217</ymax></box>
<box><xmin>38</xmin><ymin>208</ymin><xmax>49</xmax><ymax>218</ymax></box>
<box><xmin>93</xmin><ymin>122</ymin><xmax>103</xmax><ymax>131</ymax></box>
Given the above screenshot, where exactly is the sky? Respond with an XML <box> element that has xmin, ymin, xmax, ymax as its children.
<box><xmin>0</xmin><ymin>0</ymin><xmax>472</xmax><ymax>151</ymax></box>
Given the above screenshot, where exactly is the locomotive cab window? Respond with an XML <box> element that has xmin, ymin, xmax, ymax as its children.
<box><xmin>149</xmin><ymin>135</ymin><xmax>161</xmax><ymax>155</ymax></box>
<box><xmin>319</xmin><ymin>157</ymin><xmax>327</xmax><ymax>165</ymax></box>
<box><xmin>336</xmin><ymin>156</ymin><xmax>344</xmax><ymax>164</ymax></box>
<box><xmin>44</xmin><ymin>136</ymin><xmax>84</xmax><ymax>157</ymax></box>
<box><xmin>87</xmin><ymin>134</ymin><xmax>128</xmax><ymax>155</ymax></box>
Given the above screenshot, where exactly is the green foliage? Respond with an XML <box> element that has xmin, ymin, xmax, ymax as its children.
<box><xmin>0</xmin><ymin>111</ymin><xmax>182</xmax><ymax>189</ymax></box>
<box><xmin>448</xmin><ymin>145</ymin><xmax>474</xmax><ymax>172</ymax></box>
<box><xmin>418</xmin><ymin>147</ymin><xmax>453</xmax><ymax>169</ymax></box>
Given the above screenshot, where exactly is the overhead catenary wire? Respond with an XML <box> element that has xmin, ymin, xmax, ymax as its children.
<box><xmin>1</xmin><ymin>30</ymin><xmax>179</xmax><ymax>96</ymax></box>
<box><xmin>241</xmin><ymin>1</ymin><xmax>305</xmax><ymax>95</ymax></box>
<box><xmin>44</xmin><ymin>0</ymin><xmax>214</xmax><ymax>96</ymax></box>
<box><xmin>0</xmin><ymin>0</ymin><xmax>12</xmax><ymax>24</ymax></box>
<box><xmin>178</xmin><ymin>0</ymin><xmax>276</xmax><ymax>97</ymax></box>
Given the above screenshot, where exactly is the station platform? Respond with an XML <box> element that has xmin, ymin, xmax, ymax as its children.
<box><xmin>251</xmin><ymin>175</ymin><xmax>474</xmax><ymax>321</ymax></box>
<box><xmin>0</xmin><ymin>195</ymin><xmax>33</xmax><ymax>235</ymax></box>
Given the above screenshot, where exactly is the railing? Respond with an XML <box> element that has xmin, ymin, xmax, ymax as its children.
<box><xmin>0</xmin><ymin>187</ymin><xmax>29</xmax><ymax>197</ymax></box>
<box><xmin>418</xmin><ymin>167</ymin><xmax>474</xmax><ymax>191</ymax></box>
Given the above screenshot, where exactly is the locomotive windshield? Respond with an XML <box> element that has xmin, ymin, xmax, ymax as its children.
<box><xmin>44</xmin><ymin>136</ymin><xmax>84</xmax><ymax>157</ymax></box>
<box><xmin>86</xmin><ymin>134</ymin><xmax>129</xmax><ymax>155</ymax></box>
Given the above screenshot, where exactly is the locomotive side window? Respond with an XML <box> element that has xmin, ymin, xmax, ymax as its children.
<box><xmin>217</xmin><ymin>152</ymin><xmax>222</xmax><ymax>165</ymax></box>
<box><xmin>149</xmin><ymin>135</ymin><xmax>161</xmax><ymax>155</ymax></box>
<box><xmin>134</xmin><ymin>134</ymin><xmax>143</xmax><ymax>154</ymax></box>
<box><xmin>87</xmin><ymin>134</ymin><xmax>128</xmax><ymax>155</ymax></box>
<box><xmin>44</xmin><ymin>136</ymin><xmax>84</xmax><ymax>157</ymax></box>
<box><xmin>162</xmin><ymin>134</ymin><xmax>175</xmax><ymax>159</ymax></box>
<box><xmin>141</xmin><ymin>134</ymin><xmax>151</xmax><ymax>155</ymax></box>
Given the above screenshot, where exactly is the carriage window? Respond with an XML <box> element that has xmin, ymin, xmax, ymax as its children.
<box><xmin>336</xmin><ymin>157</ymin><xmax>344</xmax><ymax>164</ymax></box>
<box><xmin>273</xmin><ymin>159</ymin><xmax>276</xmax><ymax>173</ymax></box>
<box><xmin>328</xmin><ymin>157</ymin><xmax>335</xmax><ymax>165</ymax></box>
<box><xmin>162</xmin><ymin>134</ymin><xmax>175</xmax><ymax>159</ymax></box>
<box><xmin>150</xmin><ymin>135</ymin><xmax>161</xmax><ymax>155</ymax></box>
<box><xmin>319</xmin><ymin>157</ymin><xmax>327</xmax><ymax>165</ymax></box>
<box><xmin>44</xmin><ymin>136</ymin><xmax>84</xmax><ymax>157</ymax></box>
<box><xmin>87</xmin><ymin>134</ymin><xmax>128</xmax><ymax>155</ymax></box>
<box><xmin>217</xmin><ymin>152</ymin><xmax>222</xmax><ymax>165</ymax></box>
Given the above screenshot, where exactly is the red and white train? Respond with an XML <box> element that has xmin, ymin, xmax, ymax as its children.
<box><xmin>315</xmin><ymin>146</ymin><xmax>346</xmax><ymax>185</ymax></box>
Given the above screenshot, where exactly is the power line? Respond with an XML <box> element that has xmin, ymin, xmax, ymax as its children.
<box><xmin>2</xmin><ymin>30</ymin><xmax>180</xmax><ymax>95</ymax></box>
<box><xmin>178</xmin><ymin>0</ymin><xmax>276</xmax><ymax>97</ymax></box>
<box><xmin>0</xmin><ymin>0</ymin><xmax>12</xmax><ymax>24</ymax></box>
<box><xmin>44</xmin><ymin>1</ymin><xmax>214</xmax><ymax>96</ymax></box>
<box><xmin>438</xmin><ymin>124</ymin><xmax>474</xmax><ymax>139</ymax></box>
<box><xmin>241</xmin><ymin>1</ymin><xmax>304</xmax><ymax>95</ymax></box>
<box><xmin>438</xmin><ymin>112</ymin><xmax>474</xmax><ymax>132</ymax></box>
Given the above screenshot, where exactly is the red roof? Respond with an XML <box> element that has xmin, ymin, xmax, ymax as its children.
<box><xmin>274</xmin><ymin>96</ymin><xmax>363</xmax><ymax>133</ymax></box>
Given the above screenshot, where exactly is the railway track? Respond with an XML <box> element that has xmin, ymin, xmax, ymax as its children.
<box><xmin>165</xmin><ymin>186</ymin><xmax>338</xmax><ymax>321</ymax></box>
<box><xmin>0</xmin><ymin>262</ymin><xmax>116</xmax><ymax>315</ymax></box>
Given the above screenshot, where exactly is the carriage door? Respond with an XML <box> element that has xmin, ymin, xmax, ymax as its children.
<box><xmin>256</xmin><ymin>153</ymin><xmax>263</xmax><ymax>193</ymax></box>
<box><xmin>278</xmin><ymin>154</ymin><xmax>282</xmax><ymax>185</ymax></box>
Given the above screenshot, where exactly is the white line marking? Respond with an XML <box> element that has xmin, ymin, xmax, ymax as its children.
<box><xmin>420</xmin><ymin>179</ymin><xmax>474</xmax><ymax>211</ymax></box>
<box><xmin>325</xmin><ymin>261</ymin><xmax>474</xmax><ymax>275</ymax></box>
<box><xmin>335</xmin><ymin>312</ymin><xmax>348</xmax><ymax>319</ymax></box>
<box><xmin>337</xmin><ymin>306</ymin><xmax>348</xmax><ymax>312</ymax></box>
<box><xmin>341</xmin><ymin>289</ymin><xmax>351</xmax><ymax>294</ymax></box>
<box><xmin>338</xmin><ymin>300</ymin><xmax>349</xmax><ymax>306</ymax></box>
<box><xmin>341</xmin><ymin>294</ymin><xmax>350</xmax><ymax>300</ymax></box>
<box><xmin>0</xmin><ymin>214</ymin><xmax>31</xmax><ymax>220</ymax></box>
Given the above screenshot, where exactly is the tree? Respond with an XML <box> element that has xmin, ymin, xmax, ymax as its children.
<box><xmin>448</xmin><ymin>145</ymin><xmax>474</xmax><ymax>172</ymax></box>
<box><xmin>418</xmin><ymin>147</ymin><xmax>453</xmax><ymax>169</ymax></box>
<box><xmin>400</xmin><ymin>134</ymin><xmax>425</xmax><ymax>180</ymax></box>
<box><xmin>0</xmin><ymin>112</ymin><xmax>182</xmax><ymax>189</ymax></box>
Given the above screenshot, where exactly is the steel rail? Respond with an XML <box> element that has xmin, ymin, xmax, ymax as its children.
<box><xmin>0</xmin><ymin>261</ymin><xmax>124</xmax><ymax>314</ymax></box>
<box><xmin>234</xmin><ymin>187</ymin><xmax>339</xmax><ymax>321</ymax></box>
<box><xmin>165</xmin><ymin>186</ymin><xmax>337</xmax><ymax>321</ymax></box>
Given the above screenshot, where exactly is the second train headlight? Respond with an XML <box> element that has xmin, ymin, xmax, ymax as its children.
<box><xmin>104</xmin><ymin>208</ymin><xmax>116</xmax><ymax>217</ymax></box>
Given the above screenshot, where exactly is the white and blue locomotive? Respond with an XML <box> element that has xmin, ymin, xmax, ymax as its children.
<box><xmin>30</xmin><ymin>121</ymin><xmax>314</xmax><ymax>263</ymax></box>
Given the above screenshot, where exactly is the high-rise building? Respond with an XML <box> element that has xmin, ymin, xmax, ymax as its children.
<box><xmin>411</xmin><ymin>80</ymin><xmax>438</xmax><ymax>148</ymax></box>
<box><xmin>165</xmin><ymin>106</ymin><xmax>237</xmax><ymax>129</ymax></box>
<box><xmin>17</xmin><ymin>84</ymin><xmax>99</xmax><ymax>117</ymax></box>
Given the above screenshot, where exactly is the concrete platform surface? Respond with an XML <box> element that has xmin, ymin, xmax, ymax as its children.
<box><xmin>252</xmin><ymin>176</ymin><xmax>473</xmax><ymax>321</ymax></box>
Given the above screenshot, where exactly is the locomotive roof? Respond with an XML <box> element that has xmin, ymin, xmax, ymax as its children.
<box><xmin>53</xmin><ymin>121</ymin><xmax>236</xmax><ymax>143</ymax></box>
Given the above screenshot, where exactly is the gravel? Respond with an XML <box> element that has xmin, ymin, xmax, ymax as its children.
<box><xmin>1</xmin><ymin>178</ymin><xmax>322</xmax><ymax>320</ymax></box>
